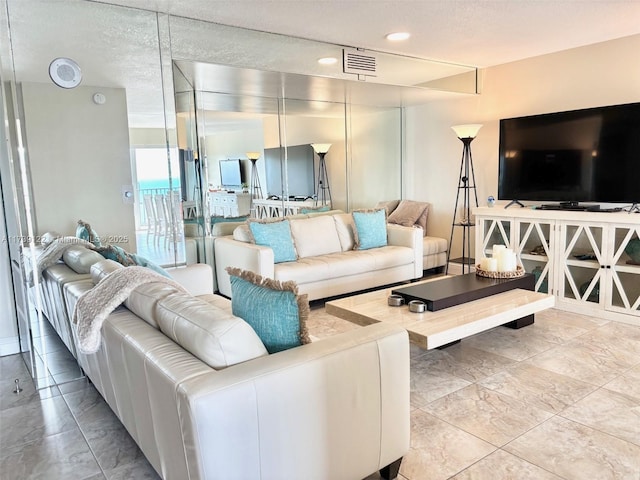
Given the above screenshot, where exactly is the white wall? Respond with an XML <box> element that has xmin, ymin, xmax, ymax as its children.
<box><xmin>204</xmin><ymin>121</ymin><xmax>265</xmax><ymax>188</ymax></box>
<box><xmin>22</xmin><ymin>82</ymin><xmax>136</xmax><ymax>252</ymax></box>
<box><xmin>0</xmin><ymin>200</ymin><xmax>18</xmax><ymax>355</ymax></box>
<box><xmin>406</xmin><ymin>34</ymin><xmax>640</xmax><ymax>256</ymax></box>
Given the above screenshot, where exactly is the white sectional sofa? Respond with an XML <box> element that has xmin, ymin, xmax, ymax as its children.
<box><xmin>28</xmin><ymin>246</ymin><xmax>410</xmax><ymax>480</ymax></box>
<box><xmin>215</xmin><ymin>212</ymin><xmax>424</xmax><ymax>301</ymax></box>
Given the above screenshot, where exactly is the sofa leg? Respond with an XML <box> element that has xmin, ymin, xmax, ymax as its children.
<box><xmin>379</xmin><ymin>457</ymin><xmax>402</xmax><ymax>480</ymax></box>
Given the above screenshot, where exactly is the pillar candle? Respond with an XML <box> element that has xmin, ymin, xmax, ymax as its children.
<box><xmin>492</xmin><ymin>244</ymin><xmax>506</xmax><ymax>258</ymax></box>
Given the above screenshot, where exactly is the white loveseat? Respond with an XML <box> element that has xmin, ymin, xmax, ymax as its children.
<box><xmin>215</xmin><ymin>212</ymin><xmax>424</xmax><ymax>301</ymax></box>
<box><xmin>39</xmin><ymin>253</ymin><xmax>410</xmax><ymax>480</ymax></box>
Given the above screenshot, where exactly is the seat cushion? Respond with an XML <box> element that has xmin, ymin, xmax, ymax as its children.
<box><xmin>274</xmin><ymin>246</ymin><xmax>414</xmax><ymax>285</ymax></box>
<box><xmin>423</xmin><ymin>236</ymin><xmax>448</xmax><ymax>256</ymax></box>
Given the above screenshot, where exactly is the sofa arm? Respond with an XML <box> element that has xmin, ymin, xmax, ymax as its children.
<box><xmin>178</xmin><ymin>322</ymin><xmax>410</xmax><ymax>480</ymax></box>
<box><xmin>387</xmin><ymin>223</ymin><xmax>423</xmax><ymax>278</ymax></box>
<box><xmin>214</xmin><ymin>237</ymin><xmax>275</xmax><ymax>297</ymax></box>
<box><xmin>166</xmin><ymin>263</ymin><xmax>214</xmax><ymax>296</ymax></box>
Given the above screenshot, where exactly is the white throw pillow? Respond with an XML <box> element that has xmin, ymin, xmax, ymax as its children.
<box><xmin>290</xmin><ymin>216</ymin><xmax>342</xmax><ymax>258</ymax></box>
<box><xmin>333</xmin><ymin>213</ymin><xmax>356</xmax><ymax>251</ymax></box>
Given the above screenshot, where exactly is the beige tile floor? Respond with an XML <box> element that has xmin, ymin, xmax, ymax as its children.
<box><xmin>2</xmin><ymin>306</ymin><xmax>640</xmax><ymax>479</ymax></box>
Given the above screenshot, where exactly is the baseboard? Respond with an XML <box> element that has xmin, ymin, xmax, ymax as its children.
<box><xmin>0</xmin><ymin>336</ymin><xmax>21</xmax><ymax>356</ymax></box>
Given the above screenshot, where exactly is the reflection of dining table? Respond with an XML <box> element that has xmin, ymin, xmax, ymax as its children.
<box><xmin>252</xmin><ymin>198</ymin><xmax>321</xmax><ymax>218</ymax></box>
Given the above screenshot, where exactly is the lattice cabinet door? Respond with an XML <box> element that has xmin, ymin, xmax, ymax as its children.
<box><xmin>477</xmin><ymin>217</ymin><xmax>513</xmax><ymax>259</ymax></box>
<box><xmin>606</xmin><ymin>224</ymin><xmax>640</xmax><ymax>317</ymax></box>
<box><xmin>557</xmin><ymin>222</ymin><xmax>607</xmax><ymax>308</ymax></box>
<box><xmin>515</xmin><ymin>219</ymin><xmax>555</xmax><ymax>294</ymax></box>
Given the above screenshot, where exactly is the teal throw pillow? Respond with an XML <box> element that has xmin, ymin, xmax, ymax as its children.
<box><xmin>248</xmin><ymin>219</ymin><xmax>297</xmax><ymax>263</ymax></box>
<box><xmin>352</xmin><ymin>209</ymin><xmax>388</xmax><ymax>250</ymax></box>
<box><xmin>131</xmin><ymin>253</ymin><xmax>171</xmax><ymax>278</ymax></box>
<box><xmin>300</xmin><ymin>205</ymin><xmax>330</xmax><ymax>214</ymax></box>
<box><xmin>227</xmin><ymin>267</ymin><xmax>310</xmax><ymax>353</ymax></box>
<box><xmin>76</xmin><ymin>220</ymin><xmax>102</xmax><ymax>247</ymax></box>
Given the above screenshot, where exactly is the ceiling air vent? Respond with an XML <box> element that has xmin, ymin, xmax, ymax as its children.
<box><xmin>343</xmin><ymin>48</ymin><xmax>377</xmax><ymax>77</ymax></box>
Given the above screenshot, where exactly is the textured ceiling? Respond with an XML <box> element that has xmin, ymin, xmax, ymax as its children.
<box><xmin>95</xmin><ymin>0</ymin><xmax>640</xmax><ymax>67</ymax></box>
<box><xmin>10</xmin><ymin>0</ymin><xmax>640</xmax><ymax>128</ymax></box>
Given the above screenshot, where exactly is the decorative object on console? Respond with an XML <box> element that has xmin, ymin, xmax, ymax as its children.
<box><xmin>227</xmin><ymin>267</ymin><xmax>310</xmax><ymax>353</ymax></box>
<box><xmin>248</xmin><ymin>218</ymin><xmax>298</xmax><ymax>263</ymax></box>
<box><xmin>446</xmin><ymin>124</ymin><xmax>482</xmax><ymax>275</ymax></box>
<box><xmin>624</xmin><ymin>238</ymin><xmax>640</xmax><ymax>264</ymax></box>
<box><xmin>311</xmin><ymin>143</ymin><xmax>332</xmax><ymax>207</ymax></box>
<box><xmin>352</xmin><ymin>208</ymin><xmax>388</xmax><ymax>250</ymax></box>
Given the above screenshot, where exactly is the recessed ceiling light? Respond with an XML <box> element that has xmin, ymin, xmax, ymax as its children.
<box><xmin>318</xmin><ymin>57</ymin><xmax>338</xmax><ymax>65</ymax></box>
<box><xmin>386</xmin><ymin>32</ymin><xmax>410</xmax><ymax>41</ymax></box>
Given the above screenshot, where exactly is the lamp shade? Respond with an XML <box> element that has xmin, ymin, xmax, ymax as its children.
<box><xmin>451</xmin><ymin>124</ymin><xmax>482</xmax><ymax>139</ymax></box>
<box><xmin>246</xmin><ymin>152</ymin><xmax>261</xmax><ymax>160</ymax></box>
<box><xmin>311</xmin><ymin>143</ymin><xmax>332</xmax><ymax>155</ymax></box>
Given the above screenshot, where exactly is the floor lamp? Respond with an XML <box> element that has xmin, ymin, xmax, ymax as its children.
<box><xmin>246</xmin><ymin>152</ymin><xmax>263</xmax><ymax>217</ymax></box>
<box><xmin>446</xmin><ymin>124</ymin><xmax>482</xmax><ymax>275</ymax></box>
<box><xmin>311</xmin><ymin>143</ymin><xmax>332</xmax><ymax>207</ymax></box>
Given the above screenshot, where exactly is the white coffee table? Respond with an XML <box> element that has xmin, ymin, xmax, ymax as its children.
<box><xmin>325</xmin><ymin>276</ymin><xmax>555</xmax><ymax>350</ymax></box>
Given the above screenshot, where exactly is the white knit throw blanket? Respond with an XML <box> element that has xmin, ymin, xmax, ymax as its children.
<box><xmin>72</xmin><ymin>266</ymin><xmax>187</xmax><ymax>354</ymax></box>
<box><xmin>25</xmin><ymin>236</ymin><xmax>96</xmax><ymax>287</ymax></box>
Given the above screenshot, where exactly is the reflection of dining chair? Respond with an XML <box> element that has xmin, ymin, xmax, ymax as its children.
<box><xmin>142</xmin><ymin>195</ymin><xmax>158</xmax><ymax>244</ymax></box>
<box><xmin>167</xmin><ymin>191</ymin><xmax>184</xmax><ymax>243</ymax></box>
<box><xmin>153</xmin><ymin>194</ymin><xmax>168</xmax><ymax>248</ymax></box>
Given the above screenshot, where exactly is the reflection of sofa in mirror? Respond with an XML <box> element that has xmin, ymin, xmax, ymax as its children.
<box><xmin>215</xmin><ymin>211</ymin><xmax>424</xmax><ymax>301</ymax></box>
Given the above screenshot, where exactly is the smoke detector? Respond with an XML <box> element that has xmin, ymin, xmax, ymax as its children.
<box><xmin>342</xmin><ymin>48</ymin><xmax>377</xmax><ymax>78</ymax></box>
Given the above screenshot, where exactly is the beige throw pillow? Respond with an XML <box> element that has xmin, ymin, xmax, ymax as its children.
<box><xmin>387</xmin><ymin>200</ymin><xmax>428</xmax><ymax>229</ymax></box>
<box><xmin>375</xmin><ymin>199</ymin><xmax>401</xmax><ymax>217</ymax></box>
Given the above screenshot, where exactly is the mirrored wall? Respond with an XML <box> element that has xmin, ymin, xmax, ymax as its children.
<box><xmin>0</xmin><ymin>0</ymin><xmax>475</xmax><ymax>389</ymax></box>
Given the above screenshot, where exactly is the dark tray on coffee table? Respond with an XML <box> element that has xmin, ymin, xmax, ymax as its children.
<box><xmin>392</xmin><ymin>273</ymin><xmax>535</xmax><ymax>312</ymax></box>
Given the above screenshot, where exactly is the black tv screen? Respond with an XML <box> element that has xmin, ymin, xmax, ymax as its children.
<box><xmin>498</xmin><ymin>102</ymin><xmax>640</xmax><ymax>204</ymax></box>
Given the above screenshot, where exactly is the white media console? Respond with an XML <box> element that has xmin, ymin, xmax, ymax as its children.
<box><xmin>474</xmin><ymin>206</ymin><xmax>640</xmax><ymax>326</ymax></box>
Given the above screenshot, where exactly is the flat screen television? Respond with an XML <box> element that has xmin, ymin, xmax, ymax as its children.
<box><xmin>498</xmin><ymin>102</ymin><xmax>640</xmax><ymax>205</ymax></box>
<box><xmin>219</xmin><ymin>158</ymin><xmax>243</xmax><ymax>187</ymax></box>
<box><xmin>264</xmin><ymin>144</ymin><xmax>315</xmax><ymax>198</ymax></box>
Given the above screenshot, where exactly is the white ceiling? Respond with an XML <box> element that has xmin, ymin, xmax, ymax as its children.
<box><xmin>9</xmin><ymin>1</ymin><xmax>640</xmax><ymax>128</ymax></box>
<box><xmin>97</xmin><ymin>0</ymin><xmax>640</xmax><ymax>68</ymax></box>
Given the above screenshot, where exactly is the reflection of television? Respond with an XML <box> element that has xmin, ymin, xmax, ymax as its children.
<box><xmin>219</xmin><ymin>159</ymin><xmax>243</xmax><ymax>187</ymax></box>
<box><xmin>264</xmin><ymin>144</ymin><xmax>315</xmax><ymax>197</ymax></box>
<box><xmin>498</xmin><ymin>102</ymin><xmax>640</xmax><ymax>204</ymax></box>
